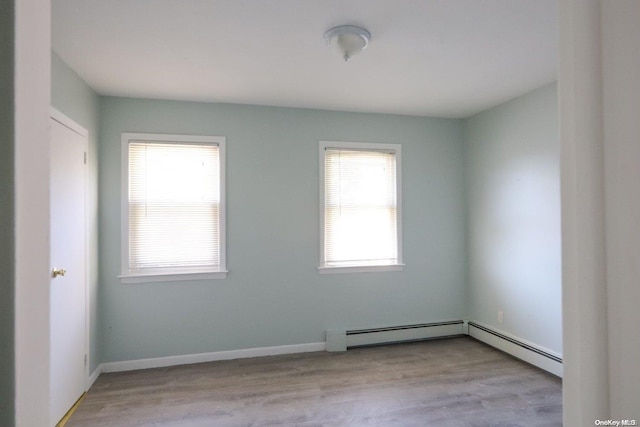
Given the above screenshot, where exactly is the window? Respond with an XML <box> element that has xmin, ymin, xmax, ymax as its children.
<box><xmin>319</xmin><ymin>141</ymin><xmax>403</xmax><ymax>273</ymax></box>
<box><xmin>120</xmin><ymin>133</ymin><xmax>226</xmax><ymax>283</ymax></box>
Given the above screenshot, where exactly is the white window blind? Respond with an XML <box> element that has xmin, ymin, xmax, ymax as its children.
<box><xmin>127</xmin><ymin>140</ymin><xmax>221</xmax><ymax>274</ymax></box>
<box><xmin>323</xmin><ymin>146</ymin><xmax>400</xmax><ymax>268</ymax></box>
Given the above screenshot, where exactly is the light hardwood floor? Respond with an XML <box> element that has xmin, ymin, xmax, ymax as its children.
<box><xmin>67</xmin><ymin>337</ymin><xmax>562</xmax><ymax>426</ymax></box>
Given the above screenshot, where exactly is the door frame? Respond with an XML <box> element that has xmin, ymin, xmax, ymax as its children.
<box><xmin>49</xmin><ymin>107</ymin><xmax>90</xmax><ymax>393</ymax></box>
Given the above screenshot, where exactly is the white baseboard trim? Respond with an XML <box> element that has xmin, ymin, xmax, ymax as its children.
<box><xmin>87</xmin><ymin>365</ymin><xmax>102</xmax><ymax>389</ymax></box>
<box><xmin>100</xmin><ymin>342</ymin><xmax>326</xmax><ymax>373</ymax></box>
<box><xmin>86</xmin><ymin>324</ymin><xmax>562</xmax><ymax>383</ymax></box>
<box><xmin>467</xmin><ymin>321</ymin><xmax>563</xmax><ymax>377</ymax></box>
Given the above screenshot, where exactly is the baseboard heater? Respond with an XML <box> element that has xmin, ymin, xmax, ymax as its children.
<box><xmin>468</xmin><ymin>321</ymin><xmax>563</xmax><ymax>377</ymax></box>
<box><xmin>326</xmin><ymin>320</ymin><xmax>464</xmax><ymax>351</ymax></box>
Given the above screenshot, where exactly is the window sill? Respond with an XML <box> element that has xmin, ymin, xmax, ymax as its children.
<box><xmin>119</xmin><ymin>270</ymin><xmax>228</xmax><ymax>284</ymax></box>
<box><xmin>318</xmin><ymin>264</ymin><xmax>405</xmax><ymax>275</ymax></box>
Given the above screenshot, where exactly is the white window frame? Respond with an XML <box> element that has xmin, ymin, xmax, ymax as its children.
<box><xmin>318</xmin><ymin>140</ymin><xmax>404</xmax><ymax>274</ymax></box>
<box><xmin>120</xmin><ymin>133</ymin><xmax>227</xmax><ymax>283</ymax></box>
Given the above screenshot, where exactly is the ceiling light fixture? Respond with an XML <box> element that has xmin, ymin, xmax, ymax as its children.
<box><xmin>324</xmin><ymin>25</ymin><xmax>371</xmax><ymax>62</ymax></box>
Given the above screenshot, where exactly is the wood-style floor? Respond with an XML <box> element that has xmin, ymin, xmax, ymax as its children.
<box><xmin>66</xmin><ymin>337</ymin><xmax>562</xmax><ymax>426</ymax></box>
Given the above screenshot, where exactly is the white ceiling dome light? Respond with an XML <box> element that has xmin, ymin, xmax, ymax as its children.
<box><xmin>324</xmin><ymin>25</ymin><xmax>371</xmax><ymax>62</ymax></box>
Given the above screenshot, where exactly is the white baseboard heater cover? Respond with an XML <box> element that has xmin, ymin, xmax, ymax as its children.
<box><xmin>468</xmin><ymin>321</ymin><xmax>563</xmax><ymax>377</ymax></box>
<box><xmin>326</xmin><ymin>320</ymin><xmax>464</xmax><ymax>352</ymax></box>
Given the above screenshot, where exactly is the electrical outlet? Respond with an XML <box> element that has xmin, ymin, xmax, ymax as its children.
<box><xmin>498</xmin><ymin>310</ymin><xmax>504</xmax><ymax>324</ymax></box>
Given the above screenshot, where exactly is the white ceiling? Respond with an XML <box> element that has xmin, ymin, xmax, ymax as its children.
<box><xmin>52</xmin><ymin>0</ymin><xmax>557</xmax><ymax>119</ymax></box>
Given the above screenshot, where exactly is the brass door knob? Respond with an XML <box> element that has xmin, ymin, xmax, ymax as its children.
<box><xmin>51</xmin><ymin>268</ymin><xmax>67</xmax><ymax>278</ymax></box>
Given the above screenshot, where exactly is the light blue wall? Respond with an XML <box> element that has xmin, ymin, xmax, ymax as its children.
<box><xmin>51</xmin><ymin>51</ymin><xmax>101</xmax><ymax>372</ymax></box>
<box><xmin>51</xmin><ymin>59</ymin><xmax>561</xmax><ymax>366</ymax></box>
<box><xmin>464</xmin><ymin>83</ymin><xmax>562</xmax><ymax>354</ymax></box>
<box><xmin>99</xmin><ymin>97</ymin><xmax>467</xmax><ymax>362</ymax></box>
<box><xmin>0</xmin><ymin>0</ymin><xmax>15</xmax><ymax>423</ymax></box>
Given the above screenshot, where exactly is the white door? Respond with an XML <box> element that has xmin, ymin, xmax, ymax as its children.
<box><xmin>50</xmin><ymin>111</ymin><xmax>88</xmax><ymax>426</ymax></box>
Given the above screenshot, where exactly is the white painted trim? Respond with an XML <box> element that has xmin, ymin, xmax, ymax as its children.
<box><xmin>318</xmin><ymin>140</ymin><xmax>403</xmax><ymax>272</ymax></box>
<box><xmin>119</xmin><ymin>270</ymin><xmax>228</xmax><ymax>283</ymax></box>
<box><xmin>318</xmin><ymin>264</ymin><xmax>405</xmax><ymax>274</ymax></box>
<box><xmin>101</xmin><ymin>342</ymin><xmax>326</xmax><ymax>373</ymax></box>
<box><xmin>87</xmin><ymin>365</ymin><xmax>102</xmax><ymax>389</ymax></box>
<box><xmin>50</xmin><ymin>107</ymin><xmax>88</xmax><ymax>137</ymax></box>
<box><xmin>82</xmin><ymin>327</ymin><xmax>562</xmax><ymax>388</ymax></box>
<box><xmin>468</xmin><ymin>321</ymin><xmax>563</xmax><ymax>377</ymax></box>
<box><xmin>120</xmin><ymin>133</ymin><xmax>227</xmax><ymax>280</ymax></box>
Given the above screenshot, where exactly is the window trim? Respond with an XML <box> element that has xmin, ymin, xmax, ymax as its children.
<box><xmin>318</xmin><ymin>140</ymin><xmax>404</xmax><ymax>274</ymax></box>
<box><xmin>120</xmin><ymin>132</ymin><xmax>227</xmax><ymax>283</ymax></box>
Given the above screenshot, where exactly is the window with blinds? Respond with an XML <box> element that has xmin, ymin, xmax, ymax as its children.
<box><xmin>320</xmin><ymin>141</ymin><xmax>403</xmax><ymax>272</ymax></box>
<box><xmin>121</xmin><ymin>133</ymin><xmax>226</xmax><ymax>282</ymax></box>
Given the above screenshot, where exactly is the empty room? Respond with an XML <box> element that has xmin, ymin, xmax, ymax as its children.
<box><xmin>4</xmin><ymin>0</ymin><xmax>640</xmax><ymax>426</ymax></box>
